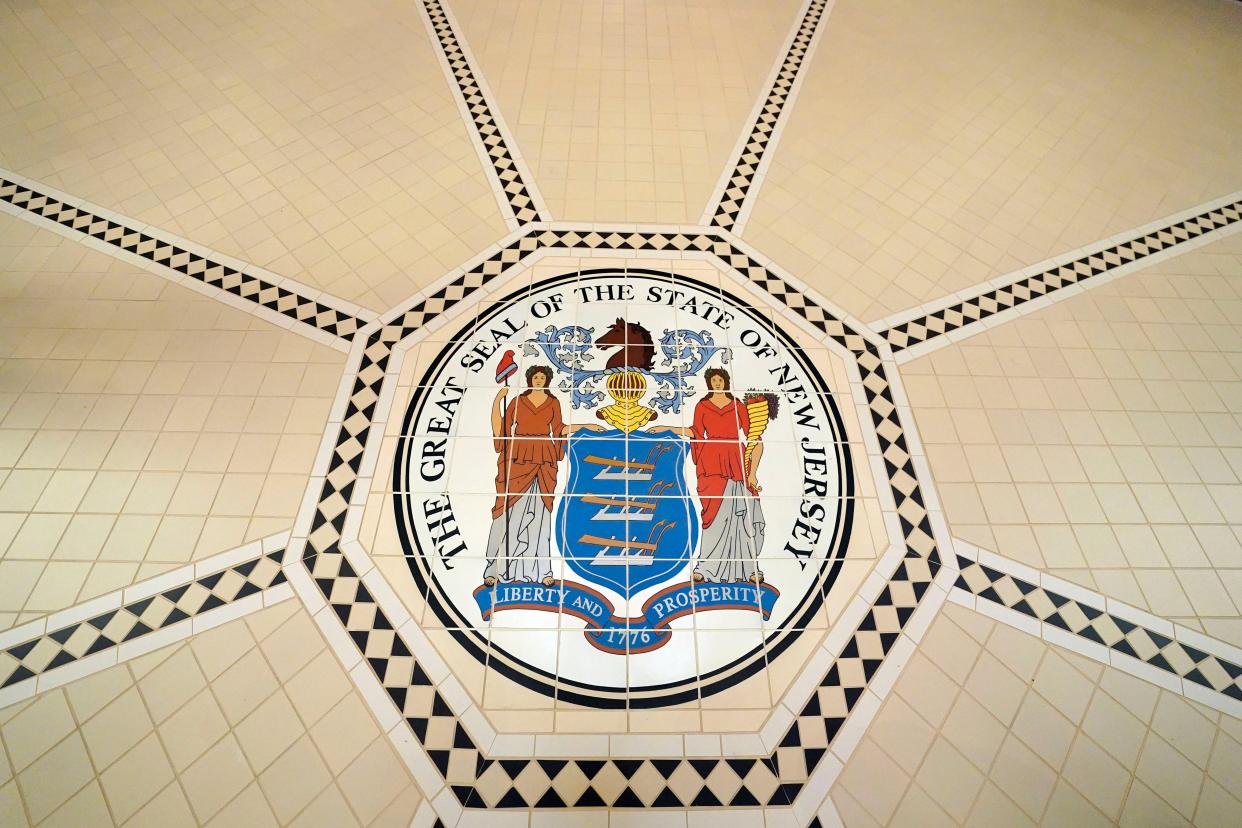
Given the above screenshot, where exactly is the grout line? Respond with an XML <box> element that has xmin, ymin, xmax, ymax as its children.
<box><xmin>0</xmin><ymin>533</ymin><xmax>293</xmax><ymax>704</ymax></box>
<box><xmin>703</xmin><ymin>0</ymin><xmax>837</xmax><ymax>235</ymax></box>
<box><xmin>879</xmin><ymin>194</ymin><xmax>1242</xmax><ymax>359</ymax></box>
<box><xmin>0</xmin><ymin>172</ymin><xmax>373</xmax><ymax>351</ymax></box>
<box><xmin>950</xmin><ymin>538</ymin><xmax>1242</xmax><ymax>718</ymax></box>
<box><xmin>413</xmin><ymin>0</ymin><xmax>548</xmax><ymax>227</ymax></box>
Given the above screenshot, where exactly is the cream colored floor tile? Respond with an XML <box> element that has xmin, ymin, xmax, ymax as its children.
<box><xmin>451</xmin><ymin>0</ymin><xmax>802</xmax><ymax>223</ymax></box>
<box><xmin>833</xmin><ymin>602</ymin><xmax>1238</xmax><ymax>826</ymax></box>
<box><xmin>0</xmin><ymin>602</ymin><xmax>421</xmax><ymax>827</ymax></box>
<box><xmin>0</xmin><ymin>0</ymin><xmax>508</xmax><ymax>311</ymax></box>
<box><xmin>905</xmin><ymin>233</ymin><xmax>1242</xmax><ymax>644</ymax></box>
<box><xmin>0</xmin><ymin>213</ymin><xmax>343</xmax><ymax>628</ymax></box>
<box><xmin>745</xmin><ymin>0</ymin><xmax>1242</xmax><ymax>322</ymax></box>
<box><xmin>2</xmin><ymin>0</ymin><xmax>1241</xmax><ymax>824</ymax></box>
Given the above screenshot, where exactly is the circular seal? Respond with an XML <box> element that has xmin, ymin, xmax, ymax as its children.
<box><xmin>394</xmin><ymin>269</ymin><xmax>854</xmax><ymax>708</ymax></box>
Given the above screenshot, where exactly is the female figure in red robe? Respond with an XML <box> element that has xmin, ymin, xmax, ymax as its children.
<box><xmin>483</xmin><ymin>365</ymin><xmax>602</xmax><ymax>586</ymax></box>
<box><xmin>653</xmin><ymin>368</ymin><xmax>766</xmax><ymax>583</ymax></box>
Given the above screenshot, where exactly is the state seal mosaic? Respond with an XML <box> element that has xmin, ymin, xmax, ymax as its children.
<box><xmin>393</xmin><ymin>269</ymin><xmax>855</xmax><ymax>707</ymax></box>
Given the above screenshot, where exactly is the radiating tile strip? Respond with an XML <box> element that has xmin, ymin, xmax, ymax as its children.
<box><xmin>0</xmin><ymin>175</ymin><xmax>371</xmax><ymax>344</ymax></box>
<box><xmin>0</xmin><ymin>549</ymin><xmax>288</xmax><ymax>692</ymax></box>
<box><xmin>418</xmin><ymin>0</ymin><xmax>547</xmax><ymax>226</ymax></box>
<box><xmin>705</xmin><ymin>0</ymin><xmax>832</xmax><ymax>232</ymax></box>
<box><xmin>954</xmin><ymin>555</ymin><xmax>1242</xmax><ymax>707</ymax></box>
<box><xmin>297</xmin><ymin>224</ymin><xmax>943</xmax><ymax>809</ymax></box>
<box><xmin>881</xmin><ymin>198</ymin><xmax>1242</xmax><ymax>354</ymax></box>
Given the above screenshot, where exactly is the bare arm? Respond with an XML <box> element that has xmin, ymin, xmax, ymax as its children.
<box><xmin>647</xmin><ymin>424</ymin><xmax>693</xmax><ymax>437</ymax></box>
<box><xmin>562</xmin><ymin>422</ymin><xmax>606</xmax><ymax>435</ymax></box>
<box><xmin>747</xmin><ymin>441</ymin><xmax>764</xmax><ymax>492</ymax></box>
<box><xmin>491</xmin><ymin>388</ymin><xmax>509</xmax><ymax>438</ymax></box>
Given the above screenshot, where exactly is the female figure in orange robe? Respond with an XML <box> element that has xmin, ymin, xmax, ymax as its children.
<box><xmin>652</xmin><ymin>368</ymin><xmax>766</xmax><ymax>583</ymax></box>
<box><xmin>483</xmin><ymin>365</ymin><xmax>601</xmax><ymax>585</ymax></box>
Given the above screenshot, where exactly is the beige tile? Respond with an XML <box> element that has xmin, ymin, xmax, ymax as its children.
<box><xmin>258</xmin><ymin>735</ymin><xmax>333</xmax><ymax>823</ymax></box>
<box><xmin>1135</xmin><ymin>733</ymin><xmax>1205</xmax><ymax>818</ymax></box>
<box><xmin>988</xmin><ymin>734</ymin><xmax>1054</xmax><ymax>820</ymax></box>
<box><xmin>1</xmin><ymin>693</ymin><xmax>78</xmax><ymax>773</ymax></box>
<box><xmin>234</xmin><ymin>691</ymin><xmax>305</xmax><ymax>772</ymax></box>
<box><xmin>1193</xmin><ymin>779</ymin><xmax>1242</xmax><ymax>828</ymax></box>
<box><xmin>915</xmin><ymin>738</ymin><xmax>985</xmax><ymax>822</ymax></box>
<box><xmin>452</xmin><ymin>0</ymin><xmax>801</xmax><ymax>224</ymax></box>
<box><xmin>158</xmin><ymin>689</ymin><xmax>230</xmax><ymax>772</ymax></box>
<box><xmin>1041</xmin><ymin>780</ymin><xmax>1113</xmax><ymax>828</ymax></box>
<box><xmin>890</xmin><ymin>783</ymin><xmax>955</xmax><ymax>828</ymax></box>
<box><xmin>308</xmin><ymin>694</ymin><xmax>382</xmax><ymax>776</ymax></box>
<box><xmin>97</xmin><ymin>732</ymin><xmax>174</xmax><ymax>823</ymax></box>
<box><xmin>1011</xmin><ymin>692</ymin><xmax>1075</xmax><ymax>770</ymax></box>
<box><xmin>188</xmin><ymin>619</ymin><xmax>257</xmax><ymax>682</ymax></box>
<box><xmin>203</xmin><ymin>781</ymin><xmax>277</xmax><ymax>828</ymax></box>
<box><xmin>368</xmin><ymin>786</ymin><xmax>423</xmax><ymax>828</ymax></box>
<box><xmin>941</xmin><ymin>693</ymin><xmax>1006</xmax><ymax>771</ymax></box>
<box><xmin>14</xmin><ymin>733</ymin><xmax>94</xmax><ymax>822</ymax></box>
<box><xmin>81</xmin><ymin>687</ymin><xmax>153</xmax><ymax>771</ymax></box>
<box><xmin>124</xmin><ymin>783</ymin><xmax>197</xmax><ymax>828</ymax></box>
<box><xmin>180</xmin><ymin>736</ymin><xmax>253</xmax><ymax>821</ymax></box>
<box><xmin>866</xmin><ymin>695</ymin><xmax>936</xmax><ymax>774</ymax></box>
<box><xmin>1081</xmin><ymin>692</ymin><xmax>1146</xmax><ymax>767</ymax></box>
<box><xmin>0</xmin><ymin>0</ymin><xmax>507</xmax><ymax>312</ymax></box>
<box><xmin>255</xmin><ymin>609</ymin><xmax>324</xmax><ymax>682</ymax></box>
<box><xmin>137</xmin><ymin>647</ymin><xmax>208</xmax><ymax>724</ymax></box>
<box><xmin>0</xmin><ymin>781</ymin><xmax>29</xmax><ymax>828</ymax></box>
<box><xmin>1119</xmin><ymin>780</ymin><xmax>1191</xmax><ymax>828</ymax></box>
<box><xmin>963</xmin><ymin>652</ymin><xmax>1027</xmax><ymax>726</ymax></box>
<box><xmin>335</xmin><ymin>737</ymin><xmax>411</xmax><ymax>824</ymax></box>
<box><xmin>893</xmin><ymin>652</ymin><xmax>959</xmax><ymax>728</ymax></box>
<box><xmin>36</xmin><ymin>781</ymin><xmax>112</xmax><ymax>828</ymax></box>
<box><xmin>1150</xmin><ymin>693</ymin><xmax>1217</xmax><ymax>768</ymax></box>
<box><xmin>211</xmin><ymin>648</ymin><xmax>280</xmax><ymax>725</ymax></box>
<box><xmin>284</xmin><ymin>650</ymin><xmax>353</xmax><ymax>725</ymax></box>
<box><xmin>63</xmin><ymin>665</ymin><xmax>135</xmax><ymax>723</ymax></box>
<box><xmin>965</xmin><ymin>782</ymin><xmax>1036</xmax><ymax>828</ymax></box>
<box><xmin>833</xmin><ymin>740</ymin><xmax>910</xmax><ymax>824</ymax></box>
<box><xmin>0</xmin><ymin>215</ymin><xmax>343</xmax><ymax>627</ymax></box>
<box><xmin>1031</xmin><ymin>652</ymin><xmax>1093</xmax><ymax>724</ymax></box>
<box><xmin>905</xmin><ymin>234</ymin><xmax>1242</xmax><ymax>642</ymax></box>
<box><xmin>1061</xmin><ymin>735</ymin><xmax>1130</xmax><ymax>820</ymax></box>
<box><xmin>289</xmin><ymin>785</ymin><xmax>360</xmax><ymax>828</ymax></box>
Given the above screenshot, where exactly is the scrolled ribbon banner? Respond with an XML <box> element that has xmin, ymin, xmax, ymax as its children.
<box><xmin>474</xmin><ymin>579</ymin><xmax>781</xmax><ymax>654</ymax></box>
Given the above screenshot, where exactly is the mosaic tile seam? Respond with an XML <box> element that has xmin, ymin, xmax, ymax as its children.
<box><xmin>420</xmin><ymin>0</ymin><xmax>547</xmax><ymax>227</ymax></box>
<box><xmin>295</xmin><ymin>226</ymin><xmax>945</xmax><ymax>810</ymax></box>
<box><xmin>0</xmin><ymin>176</ymin><xmax>371</xmax><ymax>343</ymax></box>
<box><xmin>0</xmin><ymin>549</ymin><xmax>288</xmax><ymax>692</ymax></box>
<box><xmin>708</xmin><ymin>0</ymin><xmax>831</xmax><ymax>233</ymax></box>
<box><xmin>881</xmin><ymin>199</ymin><xmax>1242</xmax><ymax>353</ymax></box>
<box><xmin>954</xmin><ymin>554</ymin><xmax>1242</xmax><ymax>710</ymax></box>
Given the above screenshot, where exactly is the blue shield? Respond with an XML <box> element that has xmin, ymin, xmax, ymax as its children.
<box><xmin>556</xmin><ymin>429</ymin><xmax>699</xmax><ymax>598</ymax></box>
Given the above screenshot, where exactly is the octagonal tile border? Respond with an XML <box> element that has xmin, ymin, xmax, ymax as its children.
<box><xmin>277</xmin><ymin>221</ymin><xmax>954</xmax><ymax>819</ymax></box>
<box><xmin>341</xmin><ymin>249</ymin><xmax>893</xmax><ymax>723</ymax></box>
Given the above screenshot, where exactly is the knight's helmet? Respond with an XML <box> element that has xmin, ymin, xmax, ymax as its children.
<box><xmin>599</xmin><ymin>369</ymin><xmax>655</xmax><ymax>432</ymax></box>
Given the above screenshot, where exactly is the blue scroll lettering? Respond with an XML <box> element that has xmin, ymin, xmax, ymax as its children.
<box><xmin>473</xmin><ymin>579</ymin><xmax>780</xmax><ymax>654</ymax></box>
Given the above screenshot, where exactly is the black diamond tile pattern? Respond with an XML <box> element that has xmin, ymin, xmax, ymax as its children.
<box><xmin>0</xmin><ymin>178</ymin><xmax>368</xmax><ymax>341</ymax></box>
<box><xmin>300</xmin><ymin>224</ymin><xmax>943</xmax><ymax>810</ymax></box>
<box><xmin>883</xmin><ymin>200</ymin><xmax>1242</xmax><ymax>352</ymax></box>
<box><xmin>955</xmin><ymin>556</ymin><xmax>1242</xmax><ymax>704</ymax></box>
<box><xmin>709</xmin><ymin>0</ymin><xmax>829</xmax><ymax>231</ymax></box>
<box><xmin>421</xmin><ymin>0</ymin><xmax>545</xmax><ymax>225</ymax></box>
<box><xmin>0</xmin><ymin>550</ymin><xmax>287</xmax><ymax>688</ymax></box>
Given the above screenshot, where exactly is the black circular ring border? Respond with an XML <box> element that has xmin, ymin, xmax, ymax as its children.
<box><xmin>393</xmin><ymin>269</ymin><xmax>856</xmax><ymax>708</ymax></box>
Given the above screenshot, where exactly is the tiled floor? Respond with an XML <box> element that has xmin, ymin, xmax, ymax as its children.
<box><xmin>2</xmin><ymin>0</ymin><xmax>1242</xmax><ymax>826</ymax></box>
